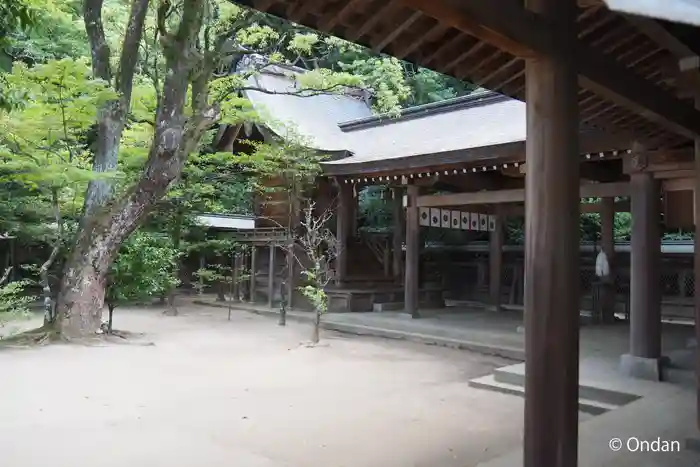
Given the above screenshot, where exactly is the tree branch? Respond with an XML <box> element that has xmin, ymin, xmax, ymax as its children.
<box><xmin>40</xmin><ymin>188</ymin><xmax>62</xmax><ymax>323</ymax></box>
<box><xmin>0</xmin><ymin>267</ymin><xmax>11</xmax><ymax>286</ymax></box>
<box><xmin>115</xmin><ymin>0</ymin><xmax>151</xmax><ymax>101</ymax></box>
<box><xmin>83</xmin><ymin>0</ymin><xmax>112</xmax><ymax>82</ymax></box>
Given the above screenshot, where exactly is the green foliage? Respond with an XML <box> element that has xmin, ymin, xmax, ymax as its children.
<box><xmin>0</xmin><ymin>58</ymin><xmax>111</xmax><ymax>242</ymax></box>
<box><xmin>0</xmin><ymin>0</ymin><xmax>38</xmax><ymax>50</ymax></box>
<box><xmin>4</xmin><ymin>0</ymin><xmax>88</xmax><ymax>65</ymax></box>
<box><xmin>106</xmin><ymin>231</ymin><xmax>179</xmax><ymax>309</ymax></box>
<box><xmin>299</xmin><ymin>281</ymin><xmax>327</xmax><ymax>313</ymax></box>
<box><xmin>0</xmin><ymin>279</ymin><xmax>34</xmax><ymax>330</ymax></box>
<box><xmin>358</xmin><ymin>186</ymin><xmax>392</xmax><ymax>232</ymax></box>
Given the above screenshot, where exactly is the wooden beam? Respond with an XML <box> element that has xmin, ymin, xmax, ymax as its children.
<box><xmin>416</xmin><ymin>181</ymin><xmax>631</xmax><ymax>207</ymax></box>
<box><xmin>663</xmin><ymin>177</ymin><xmax>695</xmax><ymax>191</ymax></box>
<box><xmin>500</xmin><ymin>200</ymin><xmax>630</xmax><ymax>216</ymax></box>
<box><xmin>622</xmin><ymin>148</ymin><xmax>693</xmax><ymax>173</ymax></box>
<box><xmin>322</xmin><ymin>129</ymin><xmax>631</xmax><ymax>176</ymax></box>
<box><xmin>396</xmin><ymin>0</ymin><xmax>700</xmax><ymax>138</ymax></box>
<box><xmin>654</xmin><ymin>169</ymin><xmax>694</xmax><ymax>179</ymax></box>
<box><xmin>520</xmin><ymin>159</ymin><xmax>623</xmax><ymax>182</ymax></box>
<box><xmin>397</xmin><ymin>0</ymin><xmax>533</xmax><ymax>57</ymax></box>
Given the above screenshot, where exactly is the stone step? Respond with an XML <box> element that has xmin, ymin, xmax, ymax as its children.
<box><xmin>372</xmin><ymin>302</ymin><xmax>404</xmax><ymax>312</ymax></box>
<box><xmin>492</xmin><ymin>368</ymin><xmax>641</xmax><ymax>407</ymax></box>
<box><xmin>468</xmin><ymin>375</ymin><xmax>619</xmax><ymax>416</ymax></box>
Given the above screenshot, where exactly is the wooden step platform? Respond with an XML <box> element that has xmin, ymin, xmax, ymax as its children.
<box><xmin>327</xmin><ymin>284</ymin><xmax>445</xmax><ymax>312</ymax></box>
<box><xmin>468</xmin><ymin>363</ymin><xmax>641</xmax><ymax>416</ymax></box>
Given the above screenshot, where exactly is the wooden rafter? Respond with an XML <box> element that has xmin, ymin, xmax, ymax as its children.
<box><xmin>624</xmin><ymin>14</ymin><xmax>697</xmax><ymax>60</ymax></box>
<box><xmin>318</xmin><ymin>0</ymin><xmax>365</xmax><ymax>31</ymax></box>
<box><xmin>474</xmin><ymin>57</ymin><xmax>521</xmax><ymax>88</ymax></box>
<box><xmin>627</xmin><ymin>47</ymin><xmax>663</xmax><ymax>68</ymax></box>
<box><xmin>599</xmin><ymin>29</ymin><xmax>640</xmax><ymax>54</ymax></box>
<box><xmin>588</xmin><ymin>24</ymin><xmax>634</xmax><ymax>49</ymax></box>
<box><xmin>236</xmin><ymin>0</ymin><xmax>700</xmax><ymax>140</ymax></box>
<box><xmin>423</xmin><ymin>32</ymin><xmax>465</xmax><ymax>66</ymax></box>
<box><xmin>578</xmin><ymin>10</ymin><xmax>618</xmax><ymax>38</ymax></box>
<box><xmin>616</xmin><ymin>42</ymin><xmax>659</xmax><ymax>63</ymax></box>
<box><xmin>394</xmin><ymin>22</ymin><xmax>447</xmax><ymax>59</ymax></box>
<box><xmin>347</xmin><ymin>0</ymin><xmax>398</xmax><ymax>42</ymax></box>
<box><xmin>458</xmin><ymin>49</ymin><xmax>503</xmax><ymax>79</ymax></box>
<box><xmin>388</xmin><ymin>0</ymin><xmax>700</xmax><ymax>138</ymax></box>
<box><xmin>372</xmin><ymin>11</ymin><xmax>423</xmax><ymax>52</ymax></box>
<box><xmin>443</xmin><ymin>41</ymin><xmax>488</xmax><ymax>73</ymax></box>
<box><xmin>491</xmin><ymin>68</ymin><xmax>523</xmax><ymax>91</ymax></box>
<box><xmin>288</xmin><ymin>0</ymin><xmax>318</xmax><ymax>23</ymax></box>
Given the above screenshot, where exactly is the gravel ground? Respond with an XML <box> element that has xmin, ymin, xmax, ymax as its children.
<box><xmin>0</xmin><ymin>305</ymin><xmax>526</xmax><ymax>467</ymax></box>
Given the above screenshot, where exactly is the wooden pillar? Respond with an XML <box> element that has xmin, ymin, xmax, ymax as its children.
<box><xmin>694</xmin><ymin>91</ymin><xmax>700</xmax><ymax>434</ymax></box>
<box><xmin>392</xmin><ymin>187</ymin><xmax>405</xmax><ymax>282</ymax></box>
<box><xmin>198</xmin><ymin>254</ymin><xmax>206</xmax><ymax>295</ymax></box>
<box><xmin>404</xmin><ymin>183</ymin><xmax>420</xmax><ymax>319</ymax></box>
<box><xmin>489</xmin><ymin>213</ymin><xmax>504</xmax><ymax>311</ymax></box>
<box><xmin>232</xmin><ymin>253</ymin><xmax>241</xmax><ymax>302</ymax></box>
<box><xmin>216</xmin><ymin>254</ymin><xmax>226</xmax><ymax>302</ymax></box>
<box><xmin>600</xmin><ymin>197</ymin><xmax>617</xmax><ymax>323</ymax></box>
<box><xmin>268</xmin><ymin>245</ymin><xmax>276</xmax><ymax>308</ymax></box>
<box><xmin>523</xmin><ymin>0</ymin><xmax>579</xmax><ymax>466</ymax></box>
<box><xmin>350</xmin><ymin>190</ymin><xmax>358</xmax><ymax>236</ymax></box>
<box><xmin>286</xmin><ymin>241</ymin><xmax>294</xmax><ymax>309</ymax></box>
<box><xmin>9</xmin><ymin>237</ymin><xmax>15</xmax><ymax>281</ymax></box>
<box><xmin>621</xmin><ymin>170</ymin><xmax>662</xmax><ymax>379</ymax></box>
<box><xmin>249</xmin><ymin>246</ymin><xmax>258</xmax><ymax>303</ymax></box>
<box><xmin>679</xmin><ymin>64</ymin><xmax>700</xmax><ymax>433</ymax></box>
<box><xmin>336</xmin><ymin>181</ymin><xmax>352</xmax><ymax>284</ymax></box>
<box><xmin>383</xmin><ymin>241</ymin><xmax>391</xmax><ymax>277</ymax></box>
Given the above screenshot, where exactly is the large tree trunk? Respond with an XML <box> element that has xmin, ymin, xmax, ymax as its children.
<box><xmin>55</xmin><ymin>0</ymin><xmax>212</xmax><ymax>338</ymax></box>
<box><xmin>82</xmin><ymin>0</ymin><xmax>150</xmax><ymax>214</ymax></box>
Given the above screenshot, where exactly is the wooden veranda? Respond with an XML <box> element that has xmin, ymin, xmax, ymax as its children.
<box><xmin>233</xmin><ymin>0</ymin><xmax>700</xmax><ymax>465</ymax></box>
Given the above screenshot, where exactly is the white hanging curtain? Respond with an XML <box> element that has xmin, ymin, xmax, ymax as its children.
<box><xmin>595</xmin><ymin>249</ymin><xmax>610</xmax><ymax>279</ymax></box>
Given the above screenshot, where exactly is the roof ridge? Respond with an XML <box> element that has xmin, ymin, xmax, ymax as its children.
<box><xmin>338</xmin><ymin>91</ymin><xmax>512</xmax><ymax>132</ymax></box>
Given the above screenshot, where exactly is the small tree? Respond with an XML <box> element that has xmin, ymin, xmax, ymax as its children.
<box><xmin>294</xmin><ymin>202</ymin><xmax>339</xmax><ymax>344</ymax></box>
<box><xmin>104</xmin><ymin>231</ymin><xmax>178</xmax><ymax>333</ymax></box>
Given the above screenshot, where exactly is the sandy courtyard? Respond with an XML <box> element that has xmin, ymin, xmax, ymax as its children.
<box><xmin>0</xmin><ymin>305</ymin><xmax>526</xmax><ymax>467</ymax></box>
